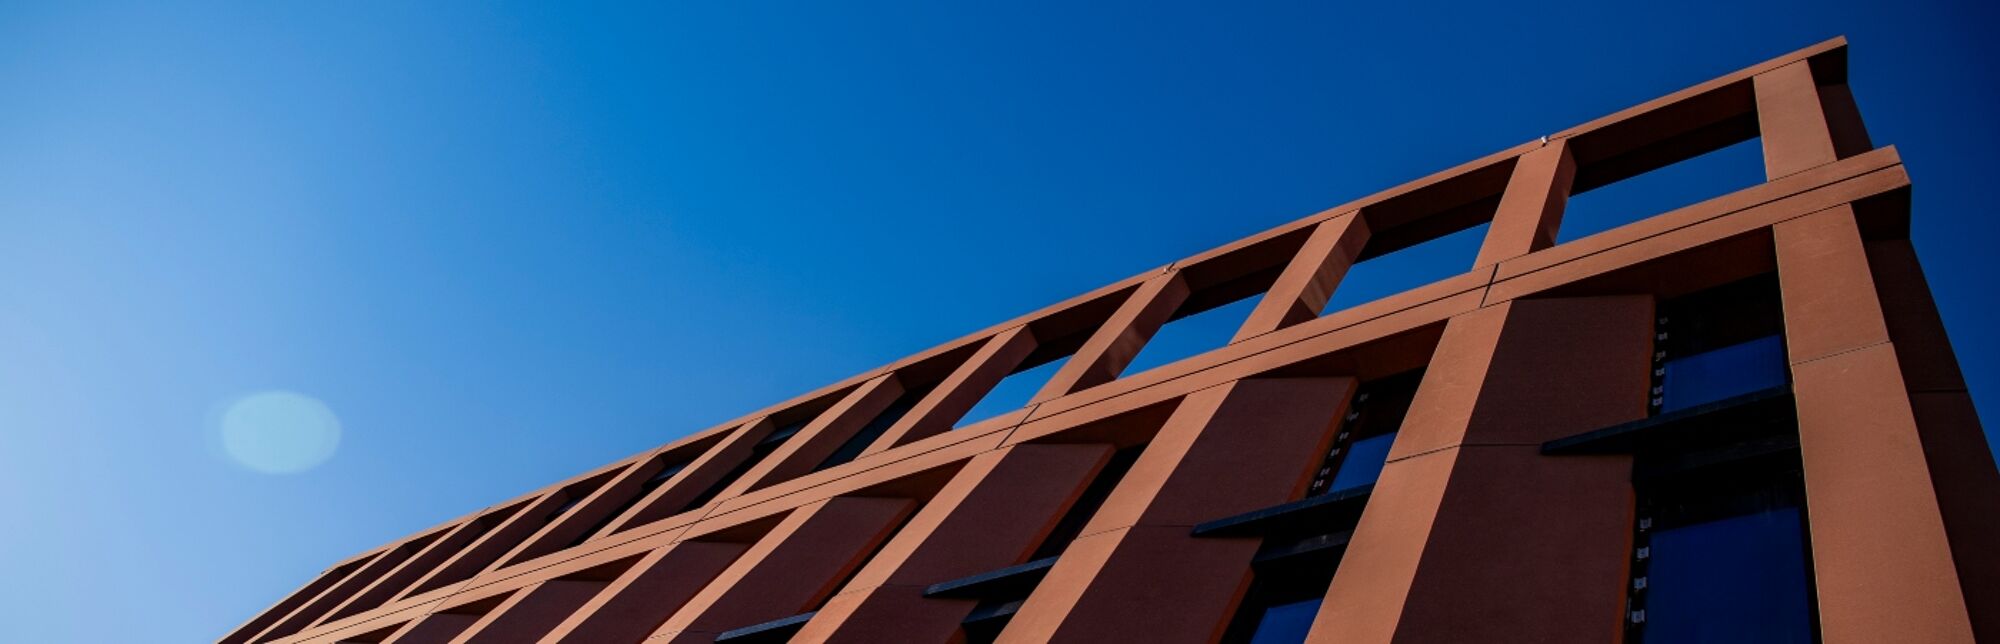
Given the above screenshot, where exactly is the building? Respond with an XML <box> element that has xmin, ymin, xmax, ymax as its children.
<box><xmin>221</xmin><ymin>37</ymin><xmax>1996</xmax><ymax>644</ymax></box>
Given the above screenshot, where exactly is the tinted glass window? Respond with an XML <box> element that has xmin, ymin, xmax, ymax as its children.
<box><xmin>1245</xmin><ymin>598</ymin><xmax>1321</xmax><ymax>644</ymax></box>
<box><xmin>1642</xmin><ymin>507</ymin><xmax>1813</xmax><ymax>643</ymax></box>
<box><xmin>1661</xmin><ymin>335</ymin><xmax>1787</xmax><ymax>412</ymax></box>
<box><xmin>1327</xmin><ymin>432</ymin><xmax>1395</xmax><ymax>493</ymax></box>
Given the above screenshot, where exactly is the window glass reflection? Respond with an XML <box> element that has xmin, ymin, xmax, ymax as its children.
<box><xmin>1327</xmin><ymin>432</ymin><xmax>1394</xmax><ymax>494</ymax></box>
<box><xmin>1643</xmin><ymin>507</ymin><xmax>1813</xmax><ymax>643</ymax></box>
<box><xmin>1246</xmin><ymin>598</ymin><xmax>1321</xmax><ymax>644</ymax></box>
<box><xmin>1661</xmin><ymin>335</ymin><xmax>1787</xmax><ymax>412</ymax></box>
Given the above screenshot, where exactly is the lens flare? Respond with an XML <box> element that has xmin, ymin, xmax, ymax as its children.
<box><xmin>218</xmin><ymin>391</ymin><xmax>341</xmax><ymax>474</ymax></box>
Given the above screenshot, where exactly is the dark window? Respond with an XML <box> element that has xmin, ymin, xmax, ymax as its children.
<box><xmin>544</xmin><ymin>494</ymin><xmax>586</xmax><ymax>524</ymax></box>
<box><xmin>1653</xmin><ymin>274</ymin><xmax>1788</xmax><ymax>415</ymax></box>
<box><xmin>1632</xmin><ymin>472</ymin><xmax>1816</xmax><ymax>644</ymax></box>
<box><xmin>1029</xmin><ymin>446</ymin><xmax>1145</xmax><ymax>561</ymax></box>
<box><xmin>1644</xmin><ymin>508</ymin><xmax>1812</xmax><ymax>642</ymax></box>
<box><xmin>1620</xmin><ymin>371</ymin><xmax>1819</xmax><ymax>644</ymax></box>
<box><xmin>1660</xmin><ymin>335</ymin><xmax>1787</xmax><ymax>413</ymax></box>
<box><xmin>1325</xmin><ymin>433</ymin><xmax>1392</xmax><ymax>494</ymax></box>
<box><xmin>1244</xmin><ymin>599</ymin><xmax>1321</xmax><ymax>644</ymax></box>
<box><xmin>761</xmin><ymin>418</ymin><xmax>811</xmax><ymax>446</ymax></box>
<box><xmin>717</xmin><ymin>501</ymin><xmax>924</xmax><ymax>643</ymax></box>
<box><xmin>954</xmin><ymin>445</ymin><xmax>1146</xmax><ymax>643</ymax></box>
<box><xmin>1212</xmin><ymin>373</ymin><xmax>1420</xmax><ymax>643</ymax></box>
<box><xmin>1218</xmin><ymin>525</ymin><xmax>1345</xmax><ymax>644</ymax></box>
<box><xmin>643</xmin><ymin>461</ymin><xmax>690</xmax><ymax>488</ymax></box>
<box><xmin>1308</xmin><ymin>370</ymin><xmax>1421</xmax><ymax>497</ymax></box>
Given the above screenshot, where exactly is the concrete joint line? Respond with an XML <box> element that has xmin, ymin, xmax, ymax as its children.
<box><xmin>1766</xmin><ymin>158</ymin><xmax>1844</xmax><ymax>183</ymax></box>
<box><xmin>1384</xmin><ymin>443</ymin><xmax>1463</xmax><ymax>465</ymax></box>
<box><xmin>1068</xmin><ymin>523</ymin><xmax>1138</xmax><ymax>543</ymax></box>
<box><xmin>830</xmin><ymin>581</ymin><xmax>927</xmax><ymax>598</ymax></box>
<box><xmin>995</xmin><ymin>401</ymin><xmax>1045</xmax><ymax>449</ymax></box>
<box><xmin>1788</xmin><ymin>340</ymin><xmax>1895</xmax><ymax>368</ymax></box>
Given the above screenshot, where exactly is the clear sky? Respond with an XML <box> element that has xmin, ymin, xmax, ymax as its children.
<box><xmin>2</xmin><ymin>2</ymin><xmax>1995</xmax><ymax>641</ymax></box>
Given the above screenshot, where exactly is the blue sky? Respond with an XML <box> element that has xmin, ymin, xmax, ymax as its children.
<box><xmin>2</xmin><ymin>2</ymin><xmax>1995</xmax><ymax>641</ymax></box>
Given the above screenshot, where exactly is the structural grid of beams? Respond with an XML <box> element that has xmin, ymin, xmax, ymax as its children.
<box><xmin>221</xmin><ymin>37</ymin><xmax>1995</xmax><ymax>644</ymax></box>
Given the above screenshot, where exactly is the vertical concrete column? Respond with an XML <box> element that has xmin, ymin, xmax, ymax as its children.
<box><xmin>1474</xmin><ymin>140</ymin><xmax>1576</xmax><ymax>267</ymax></box>
<box><xmin>1774</xmin><ymin>206</ymin><xmax>1978</xmax><ymax>644</ymax></box>
<box><xmin>1312</xmin><ymin>296</ymin><xmax>1651</xmax><ymax>643</ymax></box>
<box><xmin>1817</xmin><ymin>80</ymin><xmax>1874</xmax><ymax>159</ymax></box>
<box><xmin>1032</xmin><ymin>271</ymin><xmax>1190</xmax><ymax>403</ymax></box>
<box><xmin>647</xmin><ymin>496</ymin><xmax>917</xmax><ymax>644</ymax></box>
<box><xmin>1863</xmin><ymin>238</ymin><xmax>2000</xmax><ymax>642</ymax></box>
<box><xmin>539</xmin><ymin>542</ymin><xmax>749</xmax><ymax>644</ymax></box>
<box><xmin>998</xmin><ymin>377</ymin><xmax>1356</xmax><ymax>643</ymax></box>
<box><xmin>713</xmin><ymin>374</ymin><xmax>906</xmax><ymax>498</ymax></box>
<box><xmin>1755</xmin><ymin>61</ymin><xmax>1841</xmax><ymax>180</ymax></box>
<box><xmin>796</xmin><ymin>443</ymin><xmax>1115</xmax><ymax>643</ymax></box>
<box><xmin>863</xmin><ymin>326</ymin><xmax>1039</xmax><ymax>455</ymax></box>
<box><xmin>1233</xmin><ymin>213</ymin><xmax>1372</xmax><ymax>342</ymax></box>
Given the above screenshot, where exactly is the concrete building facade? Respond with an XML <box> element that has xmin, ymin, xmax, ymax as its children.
<box><xmin>221</xmin><ymin>37</ymin><xmax>1996</xmax><ymax>644</ymax></box>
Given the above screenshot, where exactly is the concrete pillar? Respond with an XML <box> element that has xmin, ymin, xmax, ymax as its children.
<box><xmin>797</xmin><ymin>443</ymin><xmax>1114</xmax><ymax>642</ymax></box>
<box><xmin>319</xmin><ymin>519</ymin><xmax>495</xmax><ymax>627</ymax></box>
<box><xmin>252</xmin><ymin>535</ymin><xmax>425</xmax><ymax>641</ymax></box>
<box><xmin>1234</xmin><ymin>213</ymin><xmax>1372</xmax><ymax>341</ymax></box>
<box><xmin>386</xmin><ymin>610</ymin><xmax>486</xmax><ymax>644</ymax></box>
<box><xmin>1032</xmin><ymin>272</ymin><xmax>1190</xmax><ymax>403</ymax></box>
<box><xmin>999</xmin><ymin>376</ymin><xmax>1356</xmax><ymax>643</ymax></box>
<box><xmin>489</xmin><ymin>464</ymin><xmax>653</xmax><ymax>572</ymax></box>
<box><xmin>219</xmin><ymin>557</ymin><xmax>368</xmax><ymax>644</ymax></box>
<box><xmin>597</xmin><ymin>417</ymin><xmax>780</xmax><ymax>535</ymax></box>
<box><xmin>865</xmin><ymin>326</ymin><xmax>1039</xmax><ymax>455</ymax></box>
<box><xmin>713</xmin><ymin>374</ymin><xmax>906</xmax><ymax>498</ymax></box>
<box><xmin>451</xmin><ymin>580</ymin><xmax>608</xmax><ymax>644</ymax></box>
<box><xmin>647</xmin><ymin>496</ymin><xmax>917</xmax><ymax>644</ymax></box>
<box><xmin>396</xmin><ymin>490</ymin><xmax>588</xmax><ymax>602</ymax></box>
<box><xmin>1474</xmin><ymin>140</ymin><xmax>1576</xmax><ymax>267</ymax></box>
<box><xmin>1863</xmin><ymin>238</ymin><xmax>2000</xmax><ymax>642</ymax></box>
<box><xmin>1774</xmin><ymin>205</ymin><xmax>1978</xmax><ymax>643</ymax></box>
<box><xmin>538</xmin><ymin>542</ymin><xmax>749</xmax><ymax>644</ymax></box>
<box><xmin>1311</xmin><ymin>296</ymin><xmax>1652</xmax><ymax>643</ymax></box>
<box><xmin>1755</xmin><ymin>61</ymin><xmax>1840</xmax><ymax>180</ymax></box>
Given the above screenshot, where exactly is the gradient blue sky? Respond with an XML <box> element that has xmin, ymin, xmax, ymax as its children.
<box><xmin>3</xmin><ymin>2</ymin><xmax>1995</xmax><ymax>641</ymax></box>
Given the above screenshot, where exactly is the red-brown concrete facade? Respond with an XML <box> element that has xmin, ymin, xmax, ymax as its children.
<box><xmin>221</xmin><ymin>37</ymin><xmax>1996</xmax><ymax>644</ymax></box>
